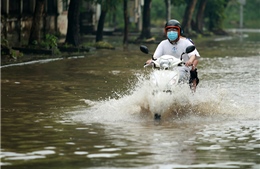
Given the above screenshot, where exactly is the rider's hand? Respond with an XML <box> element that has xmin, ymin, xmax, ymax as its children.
<box><xmin>185</xmin><ymin>55</ymin><xmax>197</xmax><ymax>67</ymax></box>
<box><xmin>145</xmin><ymin>59</ymin><xmax>152</xmax><ymax>65</ymax></box>
<box><xmin>185</xmin><ymin>60</ymin><xmax>193</xmax><ymax>67</ymax></box>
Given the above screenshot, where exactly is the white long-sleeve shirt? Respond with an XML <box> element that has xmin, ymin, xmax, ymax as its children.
<box><xmin>153</xmin><ymin>37</ymin><xmax>200</xmax><ymax>80</ymax></box>
<box><xmin>153</xmin><ymin>37</ymin><xmax>200</xmax><ymax>62</ymax></box>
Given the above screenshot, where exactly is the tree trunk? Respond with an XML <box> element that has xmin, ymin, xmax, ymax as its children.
<box><xmin>137</xmin><ymin>0</ymin><xmax>152</xmax><ymax>40</ymax></box>
<box><xmin>207</xmin><ymin>0</ymin><xmax>229</xmax><ymax>35</ymax></box>
<box><xmin>123</xmin><ymin>0</ymin><xmax>128</xmax><ymax>44</ymax></box>
<box><xmin>96</xmin><ymin>9</ymin><xmax>107</xmax><ymax>42</ymax></box>
<box><xmin>65</xmin><ymin>0</ymin><xmax>80</xmax><ymax>47</ymax></box>
<box><xmin>195</xmin><ymin>0</ymin><xmax>207</xmax><ymax>33</ymax></box>
<box><xmin>28</xmin><ymin>0</ymin><xmax>45</xmax><ymax>45</ymax></box>
<box><xmin>181</xmin><ymin>0</ymin><xmax>198</xmax><ymax>35</ymax></box>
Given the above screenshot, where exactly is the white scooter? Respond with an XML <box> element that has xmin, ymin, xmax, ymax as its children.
<box><xmin>140</xmin><ymin>45</ymin><xmax>196</xmax><ymax>120</ymax></box>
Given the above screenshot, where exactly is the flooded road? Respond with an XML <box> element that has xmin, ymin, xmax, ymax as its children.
<box><xmin>1</xmin><ymin>34</ymin><xmax>260</xmax><ymax>169</ymax></box>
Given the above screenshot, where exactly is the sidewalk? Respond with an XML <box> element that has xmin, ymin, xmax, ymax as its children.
<box><xmin>226</xmin><ymin>28</ymin><xmax>260</xmax><ymax>33</ymax></box>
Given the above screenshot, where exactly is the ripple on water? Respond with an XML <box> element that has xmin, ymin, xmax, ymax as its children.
<box><xmin>87</xmin><ymin>153</ymin><xmax>120</xmax><ymax>158</ymax></box>
<box><xmin>1</xmin><ymin>150</ymin><xmax>56</xmax><ymax>162</ymax></box>
<box><xmin>0</xmin><ymin>150</ymin><xmax>56</xmax><ymax>166</ymax></box>
<box><xmin>99</xmin><ymin>148</ymin><xmax>122</xmax><ymax>152</ymax></box>
<box><xmin>74</xmin><ymin>151</ymin><xmax>89</xmax><ymax>155</ymax></box>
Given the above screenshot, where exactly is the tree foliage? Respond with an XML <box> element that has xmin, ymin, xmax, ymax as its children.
<box><xmin>204</xmin><ymin>0</ymin><xmax>229</xmax><ymax>34</ymax></box>
<box><xmin>181</xmin><ymin>0</ymin><xmax>198</xmax><ymax>34</ymax></box>
<box><xmin>224</xmin><ymin>0</ymin><xmax>260</xmax><ymax>28</ymax></box>
<box><xmin>151</xmin><ymin>0</ymin><xmax>258</xmax><ymax>35</ymax></box>
<box><xmin>194</xmin><ymin>0</ymin><xmax>208</xmax><ymax>34</ymax></box>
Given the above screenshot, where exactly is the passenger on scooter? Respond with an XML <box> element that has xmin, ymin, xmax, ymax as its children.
<box><xmin>146</xmin><ymin>19</ymin><xmax>200</xmax><ymax>91</ymax></box>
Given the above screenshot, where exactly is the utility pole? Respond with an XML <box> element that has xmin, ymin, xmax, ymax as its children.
<box><xmin>238</xmin><ymin>0</ymin><xmax>246</xmax><ymax>41</ymax></box>
<box><xmin>167</xmin><ymin>0</ymin><xmax>171</xmax><ymax>21</ymax></box>
<box><xmin>238</xmin><ymin>0</ymin><xmax>246</xmax><ymax>29</ymax></box>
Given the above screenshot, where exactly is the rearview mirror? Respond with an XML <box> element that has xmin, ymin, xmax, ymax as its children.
<box><xmin>185</xmin><ymin>45</ymin><xmax>196</xmax><ymax>54</ymax></box>
<box><xmin>140</xmin><ymin>45</ymin><xmax>149</xmax><ymax>54</ymax></box>
<box><xmin>180</xmin><ymin>45</ymin><xmax>196</xmax><ymax>61</ymax></box>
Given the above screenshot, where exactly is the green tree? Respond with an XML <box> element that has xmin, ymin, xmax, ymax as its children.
<box><xmin>181</xmin><ymin>0</ymin><xmax>198</xmax><ymax>35</ymax></box>
<box><xmin>224</xmin><ymin>0</ymin><xmax>260</xmax><ymax>28</ymax></box>
<box><xmin>243</xmin><ymin>0</ymin><xmax>260</xmax><ymax>28</ymax></box>
<box><xmin>194</xmin><ymin>0</ymin><xmax>208</xmax><ymax>34</ymax></box>
<box><xmin>204</xmin><ymin>0</ymin><xmax>230</xmax><ymax>35</ymax></box>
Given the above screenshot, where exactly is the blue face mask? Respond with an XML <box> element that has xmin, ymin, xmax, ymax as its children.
<box><xmin>167</xmin><ymin>31</ymin><xmax>178</xmax><ymax>41</ymax></box>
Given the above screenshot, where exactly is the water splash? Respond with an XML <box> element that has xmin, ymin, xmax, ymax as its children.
<box><xmin>71</xmin><ymin>71</ymin><xmax>259</xmax><ymax>124</ymax></box>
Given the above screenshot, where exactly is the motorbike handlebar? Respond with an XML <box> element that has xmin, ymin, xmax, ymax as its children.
<box><xmin>144</xmin><ymin>62</ymin><xmax>152</xmax><ymax>67</ymax></box>
<box><xmin>144</xmin><ymin>62</ymin><xmax>193</xmax><ymax>68</ymax></box>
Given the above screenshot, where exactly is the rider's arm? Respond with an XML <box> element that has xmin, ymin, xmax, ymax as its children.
<box><xmin>153</xmin><ymin>41</ymin><xmax>165</xmax><ymax>59</ymax></box>
<box><xmin>185</xmin><ymin>46</ymin><xmax>200</xmax><ymax>68</ymax></box>
<box><xmin>146</xmin><ymin>42</ymin><xmax>164</xmax><ymax>65</ymax></box>
<box><xmin>192</xmin><ymin>59</ymin><xmax>198</xmax><ymax>70</ymax></box>
<box><xmin>185</xmin><ymin>54</ymin><xmax>197</xmax><ymax>67</ymax></box>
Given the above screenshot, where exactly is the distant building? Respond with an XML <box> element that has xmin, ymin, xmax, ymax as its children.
<box><xmin>1</xmin><ymin>0</ymin><xmax>100</xmax><ymax>45</ymax></box>
<box><xmin>1</xmin><ymin>0</ymin><xmax>143</xmax><ymax>45</ymax></box>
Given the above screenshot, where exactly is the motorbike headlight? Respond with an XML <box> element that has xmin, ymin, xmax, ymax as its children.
<box><xmin>161</xmin><ymin>63</ymin><xmax>169</xmax><ymax>69</ymax></box>
<box><xmin>160</xmin><ymin>59</ymin><xmax>170</xmax><ymax>69</ymax></box>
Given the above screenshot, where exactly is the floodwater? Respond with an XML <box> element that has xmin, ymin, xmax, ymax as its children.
<box><xmin>1</xmin><ymin>33</ymin><xmax>260</xmax><ymax>169</ymax></box>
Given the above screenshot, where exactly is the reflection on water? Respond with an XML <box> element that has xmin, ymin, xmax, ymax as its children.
<box><xmin>1</xmin><ymin>34</ymin><xmax>260</xmax><ymax>168</ymax></box>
